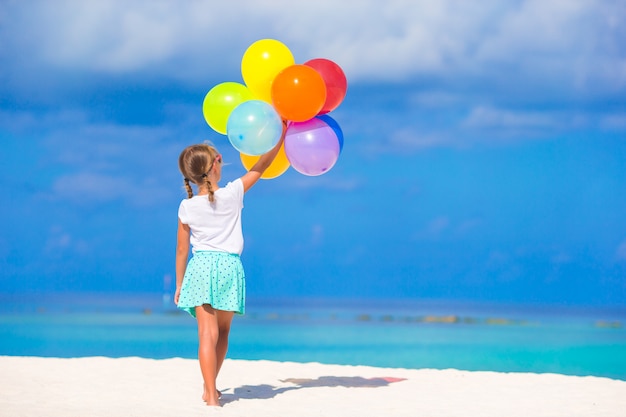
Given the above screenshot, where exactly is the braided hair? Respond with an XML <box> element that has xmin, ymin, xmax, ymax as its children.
<box><xmin>178</xmin><ymin>143</ymin><xmax>221</xmax><ymax>203</ymax></box>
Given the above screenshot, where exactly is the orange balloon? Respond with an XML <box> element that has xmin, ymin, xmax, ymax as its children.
<box><xmin>239</xmin><ymin>142</ymin><xmax>290</xmax><ymax>179</ymax></box>
<box><xmin>271</xmin><ymin>65</ymin><xmax>326</xmax><ymax>122</ymax></box>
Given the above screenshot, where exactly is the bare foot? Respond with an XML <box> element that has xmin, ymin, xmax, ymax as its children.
<box><xmin>202</xmin><ymin>392</ymin><xmax>220</xmax><ymax>406</ymax></box>
<box><xmin>202</xmin><ymin>389</ymin><xmax>222</xmax><ymax>407</ymax></box>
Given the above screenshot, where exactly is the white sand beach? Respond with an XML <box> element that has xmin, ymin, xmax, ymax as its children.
<box><xmin>1</xmin><ymin>356</ymin><xmax>625</xmax><ymax>417</ymax></box>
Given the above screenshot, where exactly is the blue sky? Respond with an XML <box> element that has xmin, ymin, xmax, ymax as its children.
<box><xmin>1</xmin><ymin>1</ymin><xmax>625</xmax><ymax>306</ymax></box>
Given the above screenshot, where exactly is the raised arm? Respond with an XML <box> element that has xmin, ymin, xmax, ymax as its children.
<box><xmin>240</xmin><ymin>121</ymin><xmax>287</xmax><ymax>193</ymax></box>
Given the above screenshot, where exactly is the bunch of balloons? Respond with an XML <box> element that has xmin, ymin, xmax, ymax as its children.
<box><xmin>202</xmin><ymin>39</ymin><xmax>347</xmax><ymax>178</ymax></box>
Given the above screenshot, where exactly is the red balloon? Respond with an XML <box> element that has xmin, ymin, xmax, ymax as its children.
<box><xmin>271</xmin><ymin>64</ymin><xmax>326</xmax><ymax>122</ymax></box>
<box><xmin>304</xmin><ymin>58</ymin><xmax>347</xmax><ymax>114</ymax></box>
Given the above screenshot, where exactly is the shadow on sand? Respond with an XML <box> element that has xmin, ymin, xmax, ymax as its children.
<box><xmin>220</xmin><ymin>376</ymin><xmax>406</xmax><ymax>404</ymax></box>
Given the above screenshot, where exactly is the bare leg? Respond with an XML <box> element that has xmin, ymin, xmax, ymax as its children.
<box><xmin>195</xmin><ymin>305</ymin><xmax>220</xmax><ymax>406</ymax></box>
<box><xmin>215</xmin><ymin>309</ymin><xmax>234</xmax><ymax>377</ymax></box>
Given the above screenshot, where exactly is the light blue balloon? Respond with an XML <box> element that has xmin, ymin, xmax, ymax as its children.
<box><xmin>226</xmin><ymin>100</ymin><xmax>283</xmax><ymax>156</ymax></box>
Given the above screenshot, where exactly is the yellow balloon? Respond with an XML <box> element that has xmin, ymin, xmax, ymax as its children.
<box><xmin>240</xmin><ymin>142</ymin><xmax>290</xmax><ymax>179</ymax></box>
<box><xmin>241</xmin><ymin>39</ymin><xmax>295</xmax><ymax>103</ymax></box>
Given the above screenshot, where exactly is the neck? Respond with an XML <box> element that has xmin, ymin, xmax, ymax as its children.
<box><xmin>197</xmin><ymin>182</ymin><xmax>219</xmax><ymax>195</ymax></box>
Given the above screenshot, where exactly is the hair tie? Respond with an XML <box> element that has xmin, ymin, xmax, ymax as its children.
<box><xmin>201</xmin><ymin>173</ymin><xmax>207</xmax><ymax>179</ymax></box>
<box><xmin>184</xmin><ymin>177</ymin><xmax>190</xmax><ymax>182</ymax></box>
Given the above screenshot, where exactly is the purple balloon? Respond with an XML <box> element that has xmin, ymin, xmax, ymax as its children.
<box><xmin>284</xmin><ymin>118</ymin><xmax>340</xmax><ymax>176</ymax></box>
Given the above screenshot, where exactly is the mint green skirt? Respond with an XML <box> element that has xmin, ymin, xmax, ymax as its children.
<box><xmin>177</xmin><ymin>251</ymin><xmax>245</xmax><ymax>317</ymax></box>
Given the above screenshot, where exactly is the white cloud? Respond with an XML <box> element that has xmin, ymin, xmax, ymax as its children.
<box><xmin>1</xmin><ymin>0</ymin><xmax>624</xmax><ymax>159</ymax></box>
<box><xmin>486</xmin><ymin>250</ymin><xmax>511</xmax><ymax>267</ymax></box>
<box><xmin>52</xmin><ymin>172</ymin><xmax>133</xmax><ymax>203</ymax></box>
<box><xmin>456</xmin><ymin>218</ymin><xmax>482</xmax><ymax>236</ymax></box>
<box><xmin>3</xmin><ymin>0</ymin><xmax>623</xmax><ymax>92</ymax></box>
<box><xmin>0</xmin><ymin>237</ymin><xmax>8</xmax><ymax>261</ymax></box>
<box><xmin>412</xmin><ymin>216</ymin><xmax>483</xmax><ymax>241</ymax></box>
<box><xmin>49</xmin><ymin>170</ymin><xmax>172</xmax><ymax>207</ymax></box>
<box><xmin>14</xmin><ymin>111</ymin><xmax>184</xmax><ymax>207</ymax></box>
<box><xmin>427</xmin><ymin>216</ymin><xmax>450</xmax><ymax>236</ymax></box>
<box><xmin>600</xmin><ymin>113</ymin><xmax>626</xmax><ymax>130</ymax></box>
<box><xmin>388</xmin><ymin>129</ymin><xmax>455</xmax><ymax>151</ymax></box>
<box><xmin>46</xmin><ymin>164</ymin><xmax>173</xmax><ymax>207</ymax></box>
<box><xmin>43</xmin><ymin>225</ymin><xmax>90</xmax><ymax>257</ymax></box>
<box><xmin>282</xmin><ymin>175</ymin><xmax>361</xmax><ymax>192</ymax></box>
<box><xmin>463</xmin><ymin>106</ymin><xmax>560</xmax><ymax>130</ymax></box>
<box><xmin>471</xmin><ymin>0</ymin><xmax>626</xmax><ymax>92</ymax></box>
<box><xmin>409</xmin><ymin>91</ymin><xmax>466</xmax><ymax>109</ymax></box>
<box><xmin>311</xmin><ymin>224</ymin><xmax>324</xmax><ymax>246</ymax></box>
<box><xmin>459</xmin><ymin>106</ymin><xmax>601</xmax><ymax>141</ymax></box>
<box><xmin>46</xmin><ymin>123</ymin><xmax>174</xmax><ymax>167</ymax></box>
<box><xmin>617</xmin><ymin>240</ymin><xmax>626</xmax><ymax>262</ymax></box>
<box><xmin>551</xmin><ymin>251</ymin><xmax>572</xmax><ymax>265</ymax></box>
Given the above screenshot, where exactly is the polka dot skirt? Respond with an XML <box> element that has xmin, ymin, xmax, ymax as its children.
<box><xmin>177</xmin><ymin>251</ymin><xmax>245</xmax><ymax>317</ymax></box>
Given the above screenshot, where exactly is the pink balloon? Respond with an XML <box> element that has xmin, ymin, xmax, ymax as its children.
<box><xmin>284</xmin><ymin>118</ymin><xmax>341</xmax><ymax>176</ymax></box>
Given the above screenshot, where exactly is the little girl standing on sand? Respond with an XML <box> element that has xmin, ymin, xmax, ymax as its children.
<box><xmin>175</xmin><ymin>127</ymin><xmax>285</xmax><ymax>407</ymax></box>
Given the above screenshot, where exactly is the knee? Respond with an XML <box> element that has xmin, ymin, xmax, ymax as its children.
<box><xmin>198</xmin><ymin>327</ymin><xmax>219</xmax><ymax>345</ymax></box>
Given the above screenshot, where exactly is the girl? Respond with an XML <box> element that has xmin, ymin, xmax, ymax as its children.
<box><xmin>175</xmin><ymin>127</ymin><xmax>285</xmax><ymax>407</ymax></box>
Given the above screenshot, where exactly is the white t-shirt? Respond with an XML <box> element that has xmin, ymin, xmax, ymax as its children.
<box><xmin>178</xmin><ymin>179</ymin><xmax>244</xmax><ymax>255</ymax></box>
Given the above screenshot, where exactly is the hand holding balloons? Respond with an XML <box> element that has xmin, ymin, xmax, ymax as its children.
<box><xmin>201</xmin><ymin>39</ymin><xmax>347</xmax><ymax>178</ymax></box>
<box><xmin>240</xmin><ymin>141</ymin><xmax>290</xmax><ymax>179</ymax></box>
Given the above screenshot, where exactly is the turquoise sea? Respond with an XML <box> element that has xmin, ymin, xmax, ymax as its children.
<box><xmin>1</xmin><ymin>293</ymin><xmax>625</xmax><ymax>381</ymax></box>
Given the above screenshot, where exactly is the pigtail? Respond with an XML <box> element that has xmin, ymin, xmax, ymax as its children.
<box><xmin>183</xmin><ymin>178</ymin><xmax>193</xmax><ymax>199</ymax></box>
<box><xmin>202</xmin><ymin>173</ymin><xmax>215</xmax><ymax>203</ymax></box>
